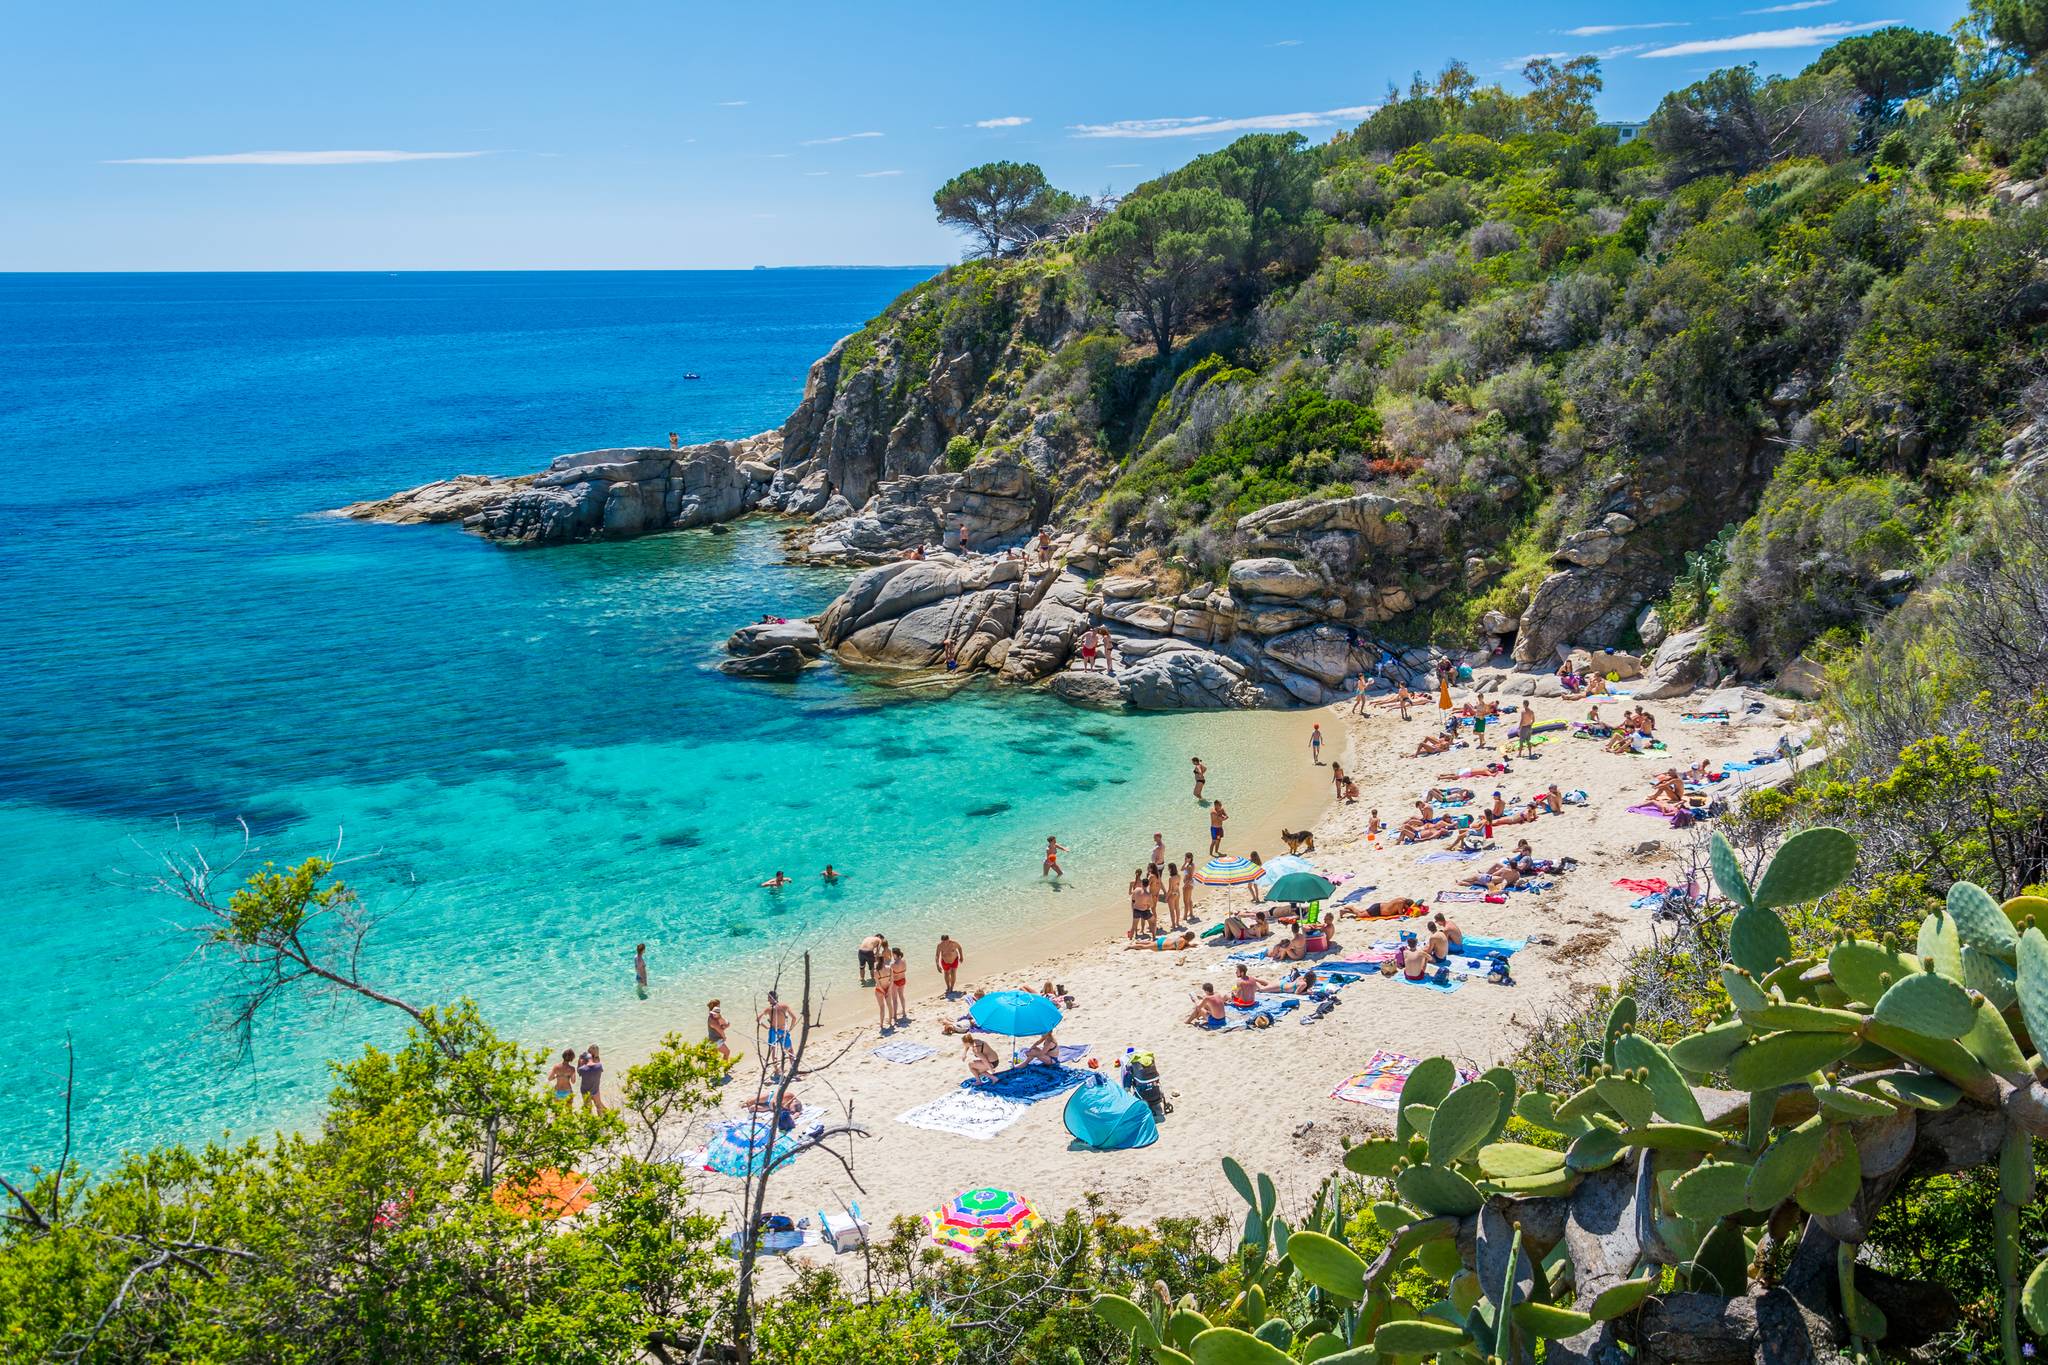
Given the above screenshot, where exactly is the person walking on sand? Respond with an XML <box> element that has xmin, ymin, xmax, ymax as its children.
<box><xmin>1043</xmin><ymin>835</ymin><xmax>1069</xmax><ymax>879</ymax></box>
<box><xmin>547</xmin><ymin>1048</ymin><xmax>577</xmax><ymax>1105</ymax></box>
<box><xmin>707</xmin><ymin>1000</ymin><xmax>732</xmax><ymax>1060</ymax></box>
<box><xmin>634</xmin><ymin>943</ymin><xmax>649</xmax><ymax>999</ymax></box>
<box><xmin>1310</xmin><ymin>723</ymin><xmax>1324</xmax><ymax>765</ymax></box>
<box><xmin>759</xmin><ymin>992</ymin><xmax>795</xmax><ymax>1073</ymax></box>
<box><xmin>1191</xmin><ymin>756</ymin><xmax>1207</xmax><ymax>802</ymax></box>
<box><xmin>578</xmin><ymin>1046</ymin><xmax>608</xmax><ymax>1114</ymax></box>
<box><xmin>1208</xmin><ymin>799</ymin><xmax>1229</xmax><ymax>856</ymax></box>
<box><xmin>935</xmin><ymin>933</ymin><xmax>964</xmax><ymax>995</ymax></box>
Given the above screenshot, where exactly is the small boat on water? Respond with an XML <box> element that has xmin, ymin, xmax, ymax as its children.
<box><xmin>683</xmin><ymin>371</ymin><xmax>702</xmax><ymax>380</ymax></box>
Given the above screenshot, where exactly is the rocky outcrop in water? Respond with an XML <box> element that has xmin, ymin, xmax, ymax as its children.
<box><xmin>341</xmin><ymin>434</ymin><xmax>782</xmax><ymax>544</ymax></box>
<box><xmin>801</xmin><ymin>457</ymin><xmax>1052</xmax><ymax>563</ymax></box>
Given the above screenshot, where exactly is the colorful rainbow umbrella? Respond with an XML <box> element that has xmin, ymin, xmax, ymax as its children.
<box><xmin>1194</xmin><ymin>855</ymin><xmax>1263</xmax><ymax>887</ymax></box>
<box><xmin>926</xmin><ymin>1187</ymin><xmax>1044</xmax><ymax>1252</ymax></box>
<box><xmin>493</xmin><ymin>1168</ymin><xmax>594</xmax><ymax>1220</ymax></box>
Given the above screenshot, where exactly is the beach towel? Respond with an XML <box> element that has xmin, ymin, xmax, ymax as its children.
<box><xmin>970</xmin><ymin>1063</ymin><xmax>1091</xmax><ymax>1103</ymax></box>
<box><xmin>1682</xmin><ymin>711</ymin><xmax>1731</xmax><ymax>722</ymax></box>
<box><xmin>870</xmin><ymin>1040</ymin><xmax>939</xmax><ymax>1065</ymax></box>
<box><xmin>1504</xmin><ymin>877</ymin><xmax>1555</xmax><ymax>893</ymax></box>
<box><xmin>1455</xmin><ymin>934</ymin><xmax>1528</xmax><ymax>956</ymax></box>
<box><xmin>1613</xmin><ymin>877</ymin><xmax>1669</xmax><ymax>895</ymax></box>
<box><xmin>1319</xmin><ymin>951</ymin><xmax>1400</xmax><ymax>976</ymax></box>
<box><xmin>1723</xmin><ymin>758</ymin><xmax>1775</xmax><ymax>773</ymax></box>
<box><xmin>1054</xmin><ymin>1044</ymin><xmax>1091</xmax><ymax>1064</ymax></box>
<box><xmin>1416</xmin><ymin>849</ymin><xmax>1484</xmax><ymax>864</ymax></box>
<box><xmin>1222</xmin><ymin>994</ymin><xmax>1303</xmax><ymax>1031</ymax></box>
<box><xmin>1402</xmin><ymin>971</ymin><xmax>1465</xmax><ymax>993</ymax></box>
<box><xmin>1435</xmin><ymin>890</ymin><xmax>1486</xmax><ymax>903</ymax></box>
<box><xmin>896</xmin><ymin>1089</ymin><xmax>1031</xmax><ymax>1140</ymax></box>
<box><xmin>1334</xmin><ymin>885</ymin><xmax>1379</xmax><ymax>906</ymax></box>
<box><xmin>1628</xmin><ymin>803</ymin><xmax>1684</xmax><ymax>825</ymax></box>
<box><xmin>1329</xmin><ymin>1049</ymin><xmax>1482</xmax><ymax>1109</ymax></box>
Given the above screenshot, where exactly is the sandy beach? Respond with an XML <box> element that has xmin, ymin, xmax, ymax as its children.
<box><xmin>685</xmin><ymin>683</ymin><xmax>1808</xmax><ymax>1250</ymax></box>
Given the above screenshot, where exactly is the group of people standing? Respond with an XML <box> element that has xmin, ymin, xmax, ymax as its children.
<box><xmin>1129</xmin><ymin>837</ymin><xmax>1202</xmax><ymax>941</ymax></box>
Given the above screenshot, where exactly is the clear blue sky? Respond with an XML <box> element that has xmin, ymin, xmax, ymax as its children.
<box><xmin>3</xmin><ymin>0</ymin><xmax>1970</xmax><ymax>270</ymax></box>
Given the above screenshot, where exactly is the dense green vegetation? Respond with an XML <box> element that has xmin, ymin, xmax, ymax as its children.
<box><xmin>855</xmin><ymin>4</ymin><xmax>2048</xmax><ymax>668</ymax></box>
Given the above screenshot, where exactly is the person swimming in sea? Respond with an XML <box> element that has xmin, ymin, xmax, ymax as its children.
<box><xmin>821</xmin><ymin>864</ymin><xmax>839</xmax><ymax>883</ymax></box>
<box><xmin>760</xmin><ymin>870</ymin><xmax>791</xmax><ymax>888</ymax></box>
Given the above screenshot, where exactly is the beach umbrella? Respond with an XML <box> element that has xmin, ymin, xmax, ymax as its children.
<box><xmin>701</xmin><ymin>1118</ymin><xmax>799</xmax><ymax>1179</ymax></box>
<box><xmin>1255</xmin><ymin>853</ymin><xmax>1320</xmax><ymax>883</ymax></box>
<box><xmin>493</xmin><ymin>1168</ymin><xmax>594</xmax><ymax>1220</ymax></box>
<box><xmin>1266</xmin><ymin>871</ymin><xmax>1337</xmax><ymax>904</ymax></box>
<box><xmin>969</xmin><ymin>990</ymin><xmax>1064</xmax><ymax>1037</ymax></box>
<box><xmin>926</xmin><ymin>1187</ymin><xmax>1044</xmax><ymax>1252</ymax></box>
<box><xmin>1194</xmin><ymin>855</ymin><xmax>1263</xmax><ymax>887</ymax></box>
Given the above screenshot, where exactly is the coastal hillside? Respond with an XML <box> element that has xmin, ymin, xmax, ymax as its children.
<box><xmin>757</xmin><ymin>38</ymin><xmax>2048</xmax><ymax>689</ymax></box>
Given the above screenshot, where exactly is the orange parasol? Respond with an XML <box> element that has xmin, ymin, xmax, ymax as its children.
<box><xmin>493</xmin><ymin>1168</ymin><xmax>595</xmax><ymax>1220</ymax></box>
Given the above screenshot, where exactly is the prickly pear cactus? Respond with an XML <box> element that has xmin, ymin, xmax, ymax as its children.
<box><xmin>1093</xmin><ymin>829</ymin><xmax>2048</xmax><ymax>1365</ymax></box>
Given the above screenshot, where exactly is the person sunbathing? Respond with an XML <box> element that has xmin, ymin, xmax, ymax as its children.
<box><xmin>1397</xmin><ymin>817</ymin><xmax>1456</xmax><ymax>843</ymax></box>
<box><xmin>1645</xmin><ymin>769</ymin><xmax>1687</xmax><ymax>814</ymax></box>
<box><xmin>1342</xmin><ymin>894</ymin><xmax>1423</xmax><ymax>920</ymax></box>
<box><xmin>963</xmin><ymin>1035</ymin><xmax>1000</xmax><ymax>1080</ymax></box>
<box><xmin>1412</xmin><ymin>732</ymin><xmax>1453</xmax><ymax>757</ymax></box>
<box><xmin>938</xmin><ymin>989</ymin><xmax>988</xmax><ymax>1035</ymax></box>
<box><xmin>1022</xmin><ymin>1032</ymin><xmax>1061</xmax><ymax>1066</ymax></box>
<box><xmin>1492</xmin><ymin>802</ymin><xmax>1540</xmax><ymax>827</ymax></box>
<box><xmin>1428</xmin><ymin>786</ymin><xmax>1474</xmax><ymax>804</ymax></box>
<box><xmin>1281</xmin><ymin>969</ymin><xmax>1320</xmax><ymax>995</ymax></box>
<box><xmin>1186</xmin><ymin>983</ymin><xmax>1229</xmax><ymax>1028</ymax></box>
<box><xmin>1268</xmin><ymin>929</ymin><xmax>1309</xmax><ymax>962</ymax></box>
<box><xmin>1223</xmin><ymin>911</ymin><xmax>1271</xmax><ymax>942</ymax></box>
<box><xmin>1459</xmin><ymin>861</ymin><xmax>1522</xmax><ymax>891</ymax></box>
<box><xmin>1684</xmin><ymin>759</ymin><xmax>1717</xmax><ymax>783</ymax></box>
<box><xmin>1127</xmin><ymin>929</ymin><xmax>1198</xmax><ymax>951</ymax></box>
<box><xmin>742</xmin><ymin>1090</ymin><xmax>805</xmax><ymax>1131</ymax></box>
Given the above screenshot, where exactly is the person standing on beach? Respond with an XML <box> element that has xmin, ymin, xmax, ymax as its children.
<box><xmin>707</xmin><ymin>1000</ymin><xmax>732</xmax><ymax>1060</ymax></box>
<box><xmin>1208</xmin><ymin>800</ymin><xmax>1229</xmax><ymax>856</ymax></box>
<box><xmin>578</xmin><ymin>1046</ymin><xmax>607</xmax><ymax>1114</ymax></box>
<box><xmin>1331</xmin><ymin>762</ymin><xmax>1347</xmax><ymax>801</ymax></box>
<box><xmin>1191</xmin><ymin>757</ymin><xmax>1207</xmax><ymax>801</ymax></box>
<box><xmin>1128</xmin><ymin>869</ymin><xmax>1155</xmax><ymax>941</ymax></box>
<box><xmin>1352</xmin><ymin>674</ymin><xmax>1369</xmax><ymax>715</ymax></box>
<box><xmin>1514</xmin><ymin>701</ymin><xmax>1538</xmax><ymax>758</ymax></box>
<box><xmin>889</xmin><ymin>947</ymin><xmax>910</xmax><ymax>1026</ymax></box>
<box><xmin>858</xmin><ymin>931</ymin><xmax>886</xmax><ymax>983</ymax></box>
<box><xmin>1180</xmin><ymin>852</ymin><xmax>1197</xmax><ymax>920</ymax></box>
<box><xmin>1163</xmin><ymin>862</ymin><xmax>1182</xmax><ymax>929</ymax></box>
<box><xmin>935</xmin><ymin>933</ymin><xmax>964</xmax><ymax>995</ymax></box>
<box><xmin>634</xmin><ymin>943</ymin><xmax>649</xmax><ymax>999</ymax></box>
<box><xmin>1310</xmin><ymin>723</ymin><xmax>1324</xmax><ymax>765</ymax></box>
<box><xmin>759</xmin><ymin>992</ymin><xmax>795</xmax><ymax>1073</ymax></box>
<box><xmin>1149</xmin><ymin>832</ymin><xmax>1166</xmax><ymax>873</ymax></box>
<box><xmin>547</xmin><ymin>1049</ymin><xmax>577</xmax><ymax>1105</ymax></box>
<box><xmin>1473</xmin><ymin>707</ymin><xmax>1489</xmax><ymax>749</ymax></box>
<box><xmin>1042</xmin><ymin>835</ymin><xmax>1069</xmax><ymax>879</ymax></box>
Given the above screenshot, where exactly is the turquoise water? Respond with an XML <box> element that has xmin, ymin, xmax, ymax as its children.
<box><xmin>0</xmin><ymin>273</ymin><xmax>1300</xmax><ymax>1168</ymax></box>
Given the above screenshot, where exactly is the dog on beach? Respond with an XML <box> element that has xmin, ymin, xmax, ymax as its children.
<box><xmin>1281</xmin><ymin>828</ymin><xmax>1317</xmax><ymax>855</ymax></box>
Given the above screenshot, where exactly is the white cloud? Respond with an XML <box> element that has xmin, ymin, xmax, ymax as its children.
<box><xmin>800</xmin><ymin>130</ymin><xmax>884</xmax><ymax>145</ymax></box>
<box><xmin>974</xmin><ymin>115</ymin><xmax>1031</xmax><ymax>128</ymax></box>
<box><xmin>105</xmin><ymin>149</ymin><xmax>488</xmax><ymax>166</ymax></box>
<box><xmin>1069</xmin><ymin>103</ymin><xmax>1375</xmax><ymax>140</ymax></box>
<box><xmin>1502</xmin><ymin>51</ymin><xmax>1568</xmax><ymax>69</ymax></box>
<box><xmin>1640</xmin><ymin>19</ymin><xmax>1894</xmax><ymax>56</ymax></box>
<box><xmin>1107</xmin><ymin>162</ymin><xmax>1143</xmax><ymax>168</ymax></box>
<box><xmin>1596</xmin><ymin>42</ymin><xmax>1652</xmax><ymax>57</ymax></box>
<box><xmin>858</xmin><ymin>169</ymin><xmax>904</xmax><ymax>177</ymax></box>
<box><xmin>1745</xmin><ymin>0</ymin><xmax>1834</xmax><ymax>11</ymax></box>
<box><xmin>718</xmin><ymin>100</ymin><xmax>748</xmax><ymax>107</ymax></box>
<box><xmin>1562</xmin><ymin>21</ymin><xmax>1688</xmax><ymax>34</ymax></box>
<box><xmin>1270</xmin><ymin>38</ymin><xmax>1303</xmax><ymax>46</ymax></box>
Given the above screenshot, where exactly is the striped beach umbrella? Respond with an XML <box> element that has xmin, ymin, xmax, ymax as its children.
<box><xmin>927</xmin><ymin>1187</ymin><xmax>1044</xmax><ymax>1252</ymax></box>
<box><xmin>1194</xmin><ymin>855</ymin><xmax>1263</xmax><ymax>887</ymax></box>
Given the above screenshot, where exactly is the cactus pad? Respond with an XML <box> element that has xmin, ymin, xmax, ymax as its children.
<box><xmin>1747</xmin><ymin>1115</ymin><xmax>1827</xmax><ymax>1211</ymax></box>
<box><xmin>1477</xmin><ymin>1142</ymin><xmax>1568</xmax><ymax>1179</ymax></box>
<box><xmin>1395</xmin><ymin>1162</ymin><xmax>1484</xmax><ymax>1216</ymax></box>
<box><xmin>1827</xmin><ymin>938</ymin><xmax>1920</xmax><ymax>1007</ymax></box>
<box><xmin>2017</xmin><ymin>926</ymin><xmax>2048</xmax><ymax>1060</ymax></box>
<box><xmin>1726</xmin><ymin>1029</ymin><xmax>1860</xmax><ymax>1089</ymax></box>
<box><xmin>1428</xmin><ymin>1078</ymin><xmax>1503</xmax><ymax>1165</ymax></box>
<box><xmin>1669</xmin><ymin>1017</ymin><xmax>1753</xmax><ymax>1076</ymax></box>
<box><xmin>1710</xmin><ymin>831</ymin><xmax>1752</xmax><ymax>907</ymax></box>
<box><xmin>1615</xmin><ymin>1032</ymin><xmax>1707</xmax><ymax>1125</ymax></box>
<box><xmin>1949</xmin><ymin>881</ymin><xmax>2017</xmax><ymax>954</ymax></box>
<box><xmin>1730</xmin><ymin>905</ymin><xmax>1796</xmax><ymax>975</ymax></box>
<box><xmin>1749</xmin><ymin>826</ymin><xmax>1858</xmax><ymax>910</ymax></box>
<box><xmin>1670</xmin><ymin>1160</ymin><xmax>1752</xmax><ymax>1221</ymax></box>
<box><xmin>1284</xmin><ymin>1230</ymin><xmax>1369</xmax><ymax>1300</ymax></box>
<box><xmin>1873</xmin><ymin>968</ymin><xmax>1978</xmax><ymax>1039</ymax></box>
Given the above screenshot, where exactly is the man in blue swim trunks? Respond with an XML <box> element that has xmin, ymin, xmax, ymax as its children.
<box><xmin>758</xmin><ymin>991</ymin><xmax>796</xmax><ymax>1072</ymax></box>
<box><xmin>1185</xmin><ymin>982</ymin><xmax>1229</xmax><ymax>1028</ymax></box>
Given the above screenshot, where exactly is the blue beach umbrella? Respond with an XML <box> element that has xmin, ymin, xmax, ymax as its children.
<box><xmin>969</xmin><ymin>990</ymin><xmax>1064</xmax><ymax>1037</ymax></box>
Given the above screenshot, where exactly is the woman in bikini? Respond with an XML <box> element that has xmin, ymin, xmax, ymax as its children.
<box><xmin>889</xmin><ymin>947</ymin><xmax>909</xmax><ymax>1027</ymax></box>
<box><xmin>1180</xmin><ymin>852</ymin><xmax>1196</xmax><ymax>919</ymax></box>
<box><xmin>547</xmin><ymin>1049</ymin><xmax>577</xmax><ymax>1105</ymax></box>
<box><xmin>1163</xmin><ymin>862</ymin><xmax>1182</xmax><ymax>928</ymax></box>
<box><xmin>873</xmin><ymin>958</ymin><xmax>895</xmax><ymax>1030</ymax></box>
<box><xmin>963</xmin><ymin>1034</ymin><xmax>1000</xmax><ymax>1081</ymax></box>
<box><xmin>1042</xmin><ymin>835</ymin><xmax>1068</xmax><ymax>878</ymax></box>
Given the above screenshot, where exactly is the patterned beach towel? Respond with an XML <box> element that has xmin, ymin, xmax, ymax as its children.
<box><xmin>896</xmin><ymin>1089</ymin><xmax>1031</xmax><ymax>1141</ymax></box>
<box><xmin>870</xmin><ymin>1040</ymin><xmax>939</xmax><ymax>1065</ymax></box>
<box><xmin>1416</xmin><ymin>849</ymin><xmax>1484</xmax><ymax>864</ymax></box>
<box><xmin>1330</xmin><ymin>1049</ymin><xmax>1480</xmax><ymax>1109</ymax></box>
<box><xmin>1402</xmin><ymin>972</ymin><xmax>1465</xmax><ymax>993</ymax></box>
<box><xmin>1222</xmin><ymin>994</ymin><xmax>1304</xmax><ymax>1031</ymax></box>
<box><xmin>1435</xmin><ymin>890</ymin><xmax>1486</xmax><ymax>903</ymax></box>
<box><xmin>969</xmin><ymin>1063</ymin><xmax>1090</xmax><ymax>1103</ymax></box>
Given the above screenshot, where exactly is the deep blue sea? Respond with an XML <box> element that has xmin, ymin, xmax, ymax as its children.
<box><xmin>0</xmin><ymin>272</ymin><xmax>1302</xmax><ymax>1168</ymax></box>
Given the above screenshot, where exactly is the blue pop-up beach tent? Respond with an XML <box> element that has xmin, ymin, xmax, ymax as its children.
<box><xmin>1062</xmin><ymin>1075</ymin><xmax>1159</xmax><ymax>1151</ymax></box>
